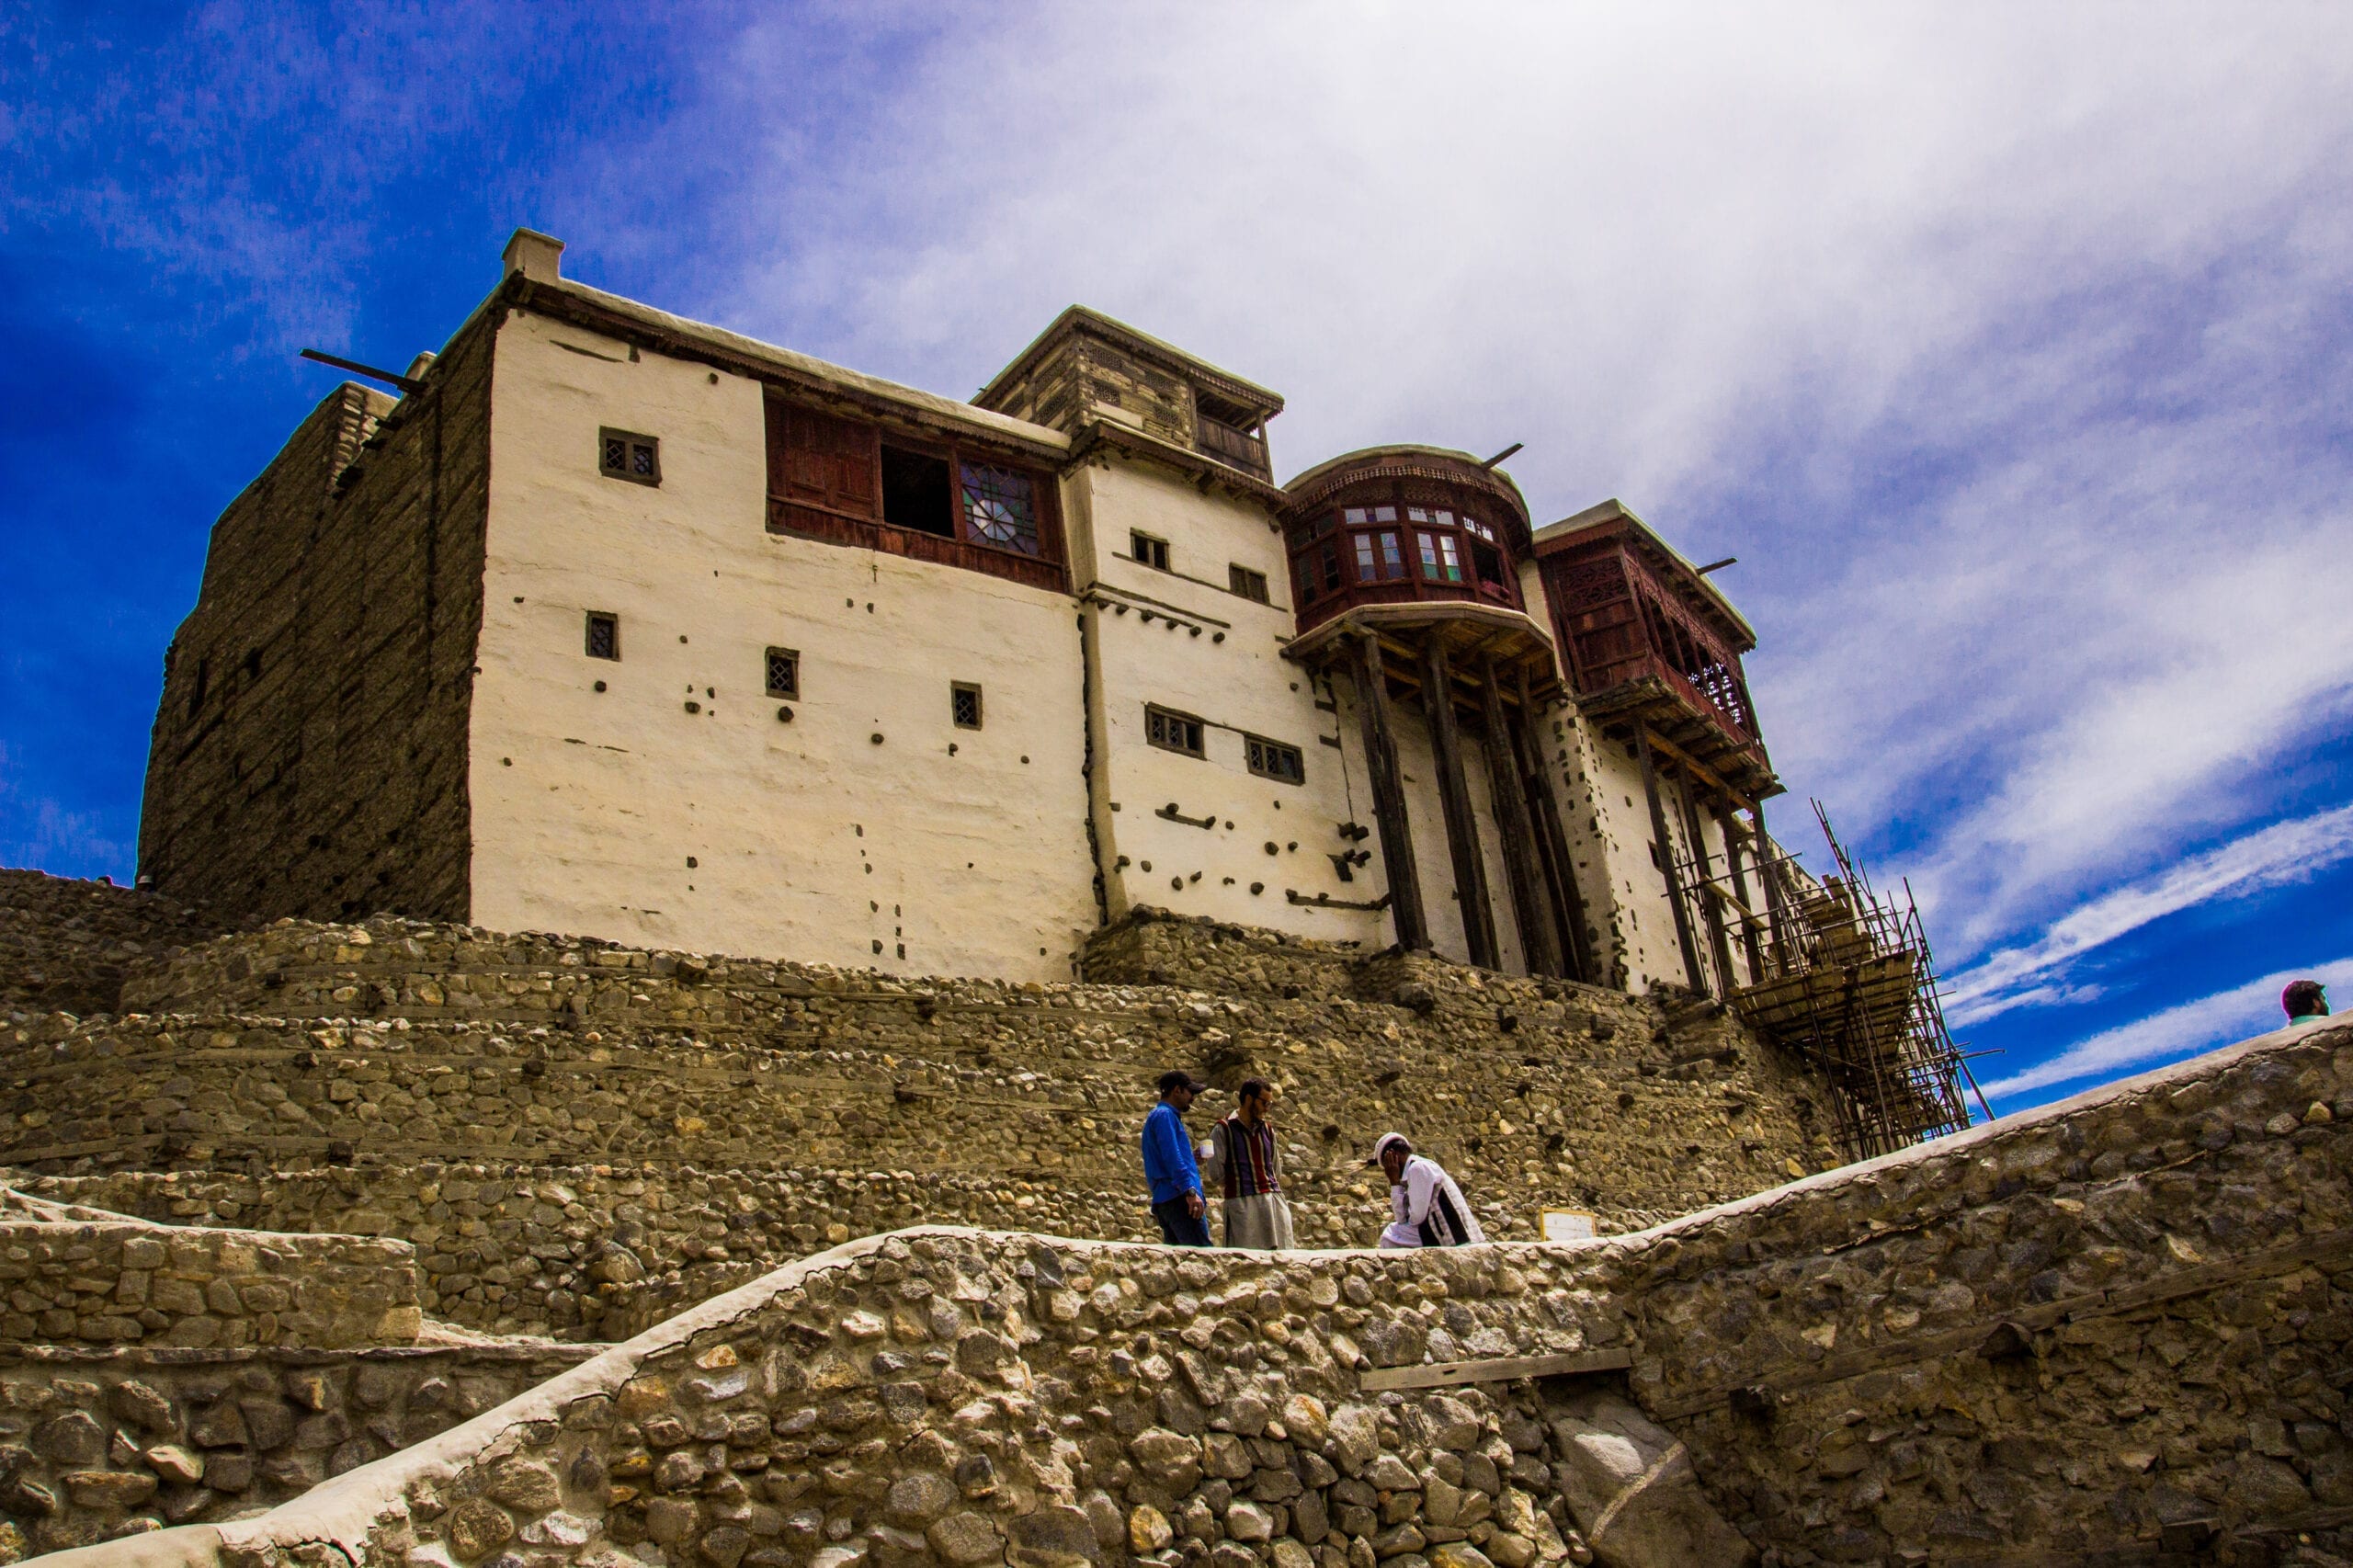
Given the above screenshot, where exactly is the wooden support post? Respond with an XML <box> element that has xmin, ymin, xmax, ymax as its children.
<box><xmin>1719</xmin><ymin>803</ymin><xmax>1766</xmax><ymax>981</ymax></box>
<box><xmin>1515</xmin><ymin>666</ymin><xmax>1597</xmax><ymax>985</ymax></box>
<box><xmin>1635</xmin><ymin>726</ymin><xmax>1707</xmax><ymax>995</ymax></box>
<box><xmin>1349</xmin><ymin>631</ymin><xmax>1429</xmax><ymax>952</ymax></box>
<box><xmin>1421</xmin><ymin>632</ymin><xmax>1499</xmax><ymax>970</ymax></box>
<box><xmin>1477</xmin><ymin>656</ymin><xmax>1562</xmax><ymax>978</ymax></box>
<box><xmin>1753</xmin><ymin>795</ymin><xmax>1791</xmax><ymax>968</ymax></box>
<box><xmin>1681</xmin><ymin>775</ymin><xmax>1738</xmax><ymax>994</ymax></box>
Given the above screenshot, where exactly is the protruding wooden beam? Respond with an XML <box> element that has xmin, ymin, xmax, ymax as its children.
<box><xmin>1349</xmin><ymin>630</ymin><xmax>1429</xmax><ymax>951</ymax></box>
<box><xmin>1636</xmin><ymin>725</ymin><xmax>1707</xmax><ymax>994</ymax></box>
<box><xmin>1479</xmin><ymin>655</ymin><xmax>1562</xmax><ymax>978</ymax></box>
<box><xmin>1359</xmin><ymin>1347</ymin><xmax>1631</xmax><ymax>1392</ymax></box>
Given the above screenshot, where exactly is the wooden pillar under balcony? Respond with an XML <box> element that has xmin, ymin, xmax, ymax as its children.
<box><xmin>1679</xmin><ymin>774</ymin><xmax>1738</xmax><ymax>994</ymax></box>
<box><xmin>1477</xmin><ymin>655</ymin><xmax>1561</xmax><ymax>978</ymax></box>
<box><xmin>1719</xmin><ymin>802</ymin><xmax>1767</xmax><ymax>981</ymax></box>
<box><xmin>1752</xmin><ymin>795</ymin><xmax>1791</xmax><ymax>966</ymax></box>
<box><xmin>1635</xmin><ymin>725</ymin><xmax>1708</xmax><ymax>994</ymax></box>
<box><xmin>1421</xmin><ymin>633</ymin><xmax>1500</xmax><ymax>970</ymax></box>
<box><xmin>1515</xmin><ymin>665</ymin><xmax>1597</xmax><ymax>986</ymax></box>
<box><xmin>1349</xmin><ymin>630</ymin><xmax>1429</xmax><ymax>952</ymax></box>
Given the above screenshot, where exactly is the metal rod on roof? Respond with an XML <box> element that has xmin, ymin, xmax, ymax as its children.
<box><xmin>1479</xmin><ymin>442</ymin><xmax>1524</xmax><ymax>468</ymax></box>
<box><xmin>1695</xmin><ymin>557</ymin><xmax>1738</xmax><ymax>575</ymax></box>
<box><xmin>300</xmin><ymin>348</ymin><xmax>425</xmax><ymax>394</ymax></box>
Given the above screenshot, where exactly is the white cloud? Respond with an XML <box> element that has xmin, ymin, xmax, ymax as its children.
<box><xmin>1946</xmin><ymin>806</ymin><xmax>2353</xmax><ymax>1025</ymax></box>
<box><xmin>684</xmin><ymin>8</ymin><xmax>2353</xmax><ymax>977</ymax></box>
<box><xmin>1976</xmin><ymin>956</ymin><xmax>2353</xmax><ymax>1103</ymax></box>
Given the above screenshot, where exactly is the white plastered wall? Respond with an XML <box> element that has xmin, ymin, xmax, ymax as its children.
<box><xmin>1071</xmin><ymin>461</ymin><xmax>1390</xmax><ymax>948</ymax></box>
<box><xmin>467</xmin><ymin>310</ymin><xmax>1099</xmax><ymax>981</ymax></box>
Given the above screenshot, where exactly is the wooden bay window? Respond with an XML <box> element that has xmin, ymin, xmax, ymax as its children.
<box><xmin>765</xmin><ymin>395</ymin><xmax>1066</xmax><ymax>592</ymax></box>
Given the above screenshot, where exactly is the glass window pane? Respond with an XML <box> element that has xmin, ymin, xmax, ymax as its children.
<box><xmin>1344</xmin><ymin>507</ymin><xmax>1369</xmax><ymax>526</ymax></box>
<box><xmin>960</xmin><ymin>463</ymin><xmax>1040</xmax><ymax>554</ymax></box>
<box><xmin>1372</xmin><ymin>505</ymin><xmax>1398</xmax><ymax>523</ymax></box>
<box><xmin>1380</xmin><ymin>531</ymin><xmax>1404</xmax><ymax>575</ymax></box>
<box><xmin>1407</xmin><ymin>506</ymin><xmax>1430</xmax><ymax>523</ymax></box>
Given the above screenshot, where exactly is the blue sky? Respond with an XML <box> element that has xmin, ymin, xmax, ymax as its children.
<box><xmin>4</xmin><ymin>4</ymin><xmax>2349</xmax><ymax>1114</ymax></box>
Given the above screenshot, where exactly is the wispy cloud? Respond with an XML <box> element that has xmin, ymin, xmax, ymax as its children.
<box><xmin>1945</xmin><ymin>804</ymin><xmax>2353</xmax><ymax>1025</ymax></box>
<box><xmin>1977</xmin><ymin>956</ymin><xmax>2353</xmax><ymax>1103</ymax></box>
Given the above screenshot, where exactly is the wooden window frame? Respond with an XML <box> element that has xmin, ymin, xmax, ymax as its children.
<box><xmin>599</xmin><ymin>428</ymin><xmax>661</xmax><ymax>487</ymax></box>
<box><xmin>1229</xmin><ymin>563</ymin><xmax>1270</xmax><ymax>603</ymax></box>
<box><xmin>1131</xmin><ymin>531</ymin><xmax>1171</xmax><ymax>572</ymax></box>
<box><xmin>1245</xmin><ymin>733</ymin><xmax>1305</xmax><ymax>785</ymax></box>
<box><xmin>951</xmin><ymin>682</ymin><xmax>983</xmax><ymax>731</ymax></box>
<box><xmin>764</xmin><ymin>393</ymin><xmax>1067</xmax><ymax>594</ymax></box>
<box><xmin>766</xmin><ymin>646</ymin><xmax>800</xmax><ymax>699</ymax></box>
<box><xmin>1144</xmin><ymin>704</ymin><xmax>1206</xmax><ymax>758</ymax></box>
<box><xmin>585</xmin><ymin>612</ymin><xmax>620</xmax><ymax>661</ymax></box>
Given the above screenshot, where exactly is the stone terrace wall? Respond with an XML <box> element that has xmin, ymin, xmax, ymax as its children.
<box><xmin>102</xmin><ymin>919</ymin><xmax>1837</xmax><ymax>1219</ymax></box>
<box><xmin>0</xmin><ymin>873</ymin><xmax>227</xmax><ymax>1019</ymax></box>
<box><xmin>0</xmin><ymin>913</ymin><xmax>1841</xmax><ymax>1339</ymax></box>
<box><xmin>1564</xmin><ymin>1017</ymin><xmax>2353</xmax><ymax>1561</ymax></box>
<box><xmin>0</xmin><ymin>1220</ymin><xmax>419</xmax><ymax>1352</ymax></box>
<box><xmin>1079</xmin><ymin>913</ymin><xmax>1365</xmax><ymax>1006</ymax></box>
<box><xmin>0</xmin><ymin>1341</ymin><xmax>595</xmax><ymax>1560</ymax></box>
<box><xmin>37</xmin><ymin>1020</ymin><xmax>2353</xmax><ymax>1568</ymax></box>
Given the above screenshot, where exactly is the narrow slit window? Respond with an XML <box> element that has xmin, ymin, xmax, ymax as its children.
<box><xmin>585</xmin><ymin>612</ymin><xmax>620</xmax><ymax>661</ymax></box>
<box><xmin>1229</xmin><ymin>564</ymin><xmax>1270</xmax><ymax>603</ymax></box>
<box><xmin>951</xmin><ymin>682</ymin><xmax>983</xmax><ymax>730</ymax></box>
<box><xmin>599</xmin><ymin>429</ymin><xmax>660</xmax><ymax>486</ymax></box>
<box><xmin>1245</xmin><ymin>734</ymin><xmax>1305</xmax><ymax>785</ymax></box>
<box><xmin>1131</xmin><ymin>531</ymin><xmax>1170</xmax><ymax>571</ymax></box>
<box><xmin>766</xmin><ymin>646</ymin><xmax>799</xmax><ymax>699</ymax></box>
<box><xmin>1145</xmin><ymin>704</ymin><xmax>1205</xmax><ymax>757</ymax></box>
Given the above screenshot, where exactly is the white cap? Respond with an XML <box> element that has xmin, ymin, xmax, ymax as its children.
<box><xmin>1370</xmin><ymin>1131</ymin><xmax>1410</xmax><ymax>1165</ymax></box>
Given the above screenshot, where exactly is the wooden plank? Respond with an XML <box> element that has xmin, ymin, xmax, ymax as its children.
<box><xmin>1361</xmin><ymin>1348</ymin><xmax>1633</xmax><ymax>1392</ymax></box>
<box><xmin>1422</xmin><ymin>631</ymin><xmax>1499</xmax><ymax>969</ymax></box>
<box><xmin>1352</xmin><ymin>630</ymin><xmax>1429</xmax><ymax>950</ymax></box>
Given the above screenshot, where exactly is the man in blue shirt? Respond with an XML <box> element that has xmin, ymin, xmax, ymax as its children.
<box><xmin>1142</xmin><ymin>1070</ymin><xmax>1211</xmax><ymax>1246</ymax></box>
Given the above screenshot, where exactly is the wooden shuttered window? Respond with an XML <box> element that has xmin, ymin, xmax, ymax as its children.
<box><xmin>763</xmin><ymin>392</ymin><xmax>1068</xmax><ymax>593</ymax></box>
<box><xmin>767</xmin><ymin>402</ymin><xmax>880</xmax><ymax>522</ymax></box>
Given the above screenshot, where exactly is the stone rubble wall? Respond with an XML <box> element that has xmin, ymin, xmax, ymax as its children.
<box><xmin>1077</xmin><ymin>915</ymin><xmax>1364</xmax><ymax>1006</ymax></box>
<box><xmin>0</xmin><ymin>911</ymin><xmax>1840</xmax><ymax>1341</ymax></box>
<box><xmin>0</xmin><ymin>1342</ymin><xmax>596</xmax><ymax>1561</ymax></box>
<box><xmin>0</xmin><ymin>1220</ymin><xmax>419</xmax><ymax>1353</ymax></box>
<box><xmin>29</xmin><ymin>1020</ymin><xmax>2353</xmax><ymax>1568</ymax></box>
<box><xmin>133</xmin><ymin>297</ymin><xmax>495</xmax><ymax>929</ymax></box>
<box><xmin>0</xmin><ymin>874</ymin><xmax>228</xmax><ymax>1020</ymax></box>
<box><xmin>97</xmin><ymin>918</ymin><xmax>1836</xmax><ymax>1220</ymax></box>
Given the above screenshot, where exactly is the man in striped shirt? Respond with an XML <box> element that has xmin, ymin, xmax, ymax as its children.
<box><xmin>1203</xmin><ymin>1077</ymin><xmax>1295</xmax><ymax>1249</ymax></box>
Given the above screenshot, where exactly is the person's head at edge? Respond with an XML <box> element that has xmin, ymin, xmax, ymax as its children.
<box><xmin>1237</xmin><ymin>1077</ymin><xmax>1275</xmax><ymax>1124</ymax></box>
<box><xmin>2284</xmin><ymin>980</ymin><xmax>2329</xmax><ymax>1022</ymax></box>
<box><xmin>1371</xmin><ymin>1131</ymin><xmax>1412</xmax><ymax>1185</ymax></box>
<box><xmin>1157</xmin><ymin>1069</ymin><xmax>1201</xmax><ymax>1112</ymax></box>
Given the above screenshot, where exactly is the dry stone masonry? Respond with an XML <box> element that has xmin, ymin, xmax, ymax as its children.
<box><xmin>13</xmin><ymin>1009</ymin><xmax>2349</xmax><ymax>1567</ymax></box>
<box><xmin>1</xmin><ymin>892</ymin><xmax>1841</xmax><ymax>1342</ymax></box>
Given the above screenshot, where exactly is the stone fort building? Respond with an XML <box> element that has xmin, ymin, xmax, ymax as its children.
<box><xmin>141</xmin><ymin>230</ymin><xmax>1783</xmax><ymax>1000</ymax></box>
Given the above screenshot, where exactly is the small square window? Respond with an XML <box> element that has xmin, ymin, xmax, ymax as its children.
<box><xmin>1145</xmin><ymin>704</ymin><xmax>1205</xmax><ymax>758</ymax></box>
<box><xmin>1245</xmin><ymin>733</ymin><xmax>1305</xmax><ymax>785</ymax></box>
<box><xmin>766</xmin><ymin>646</ymin><xmax>799</xmax><ymax>698</ymax></box>
<box><xmin>585</xmin><ymin>612</ymin><xmax>620</xmax><ymax>661</ymax></box>
<box><xmin>1229</xmin><ymin>564</ymin><xmax>1270</xmax><ymax>603</ymax></box>
<box><xmin>1131</xmin><ymin>531</ymin><xmax>1170</xmax><ymax>571</ymax></box>
<box><xmin>599</xmin><ymin>427</ymin><xmax>661</xmax><ymax>486</ymax></box>
<box><xmin>951</xmin><ymin>682</ymin><xmax>983</xmax><ymax>730</ymax></box>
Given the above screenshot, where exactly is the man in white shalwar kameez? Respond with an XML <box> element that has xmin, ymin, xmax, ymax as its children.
<box><xmin>1370</xmin><ymin>1131</ymin><xmax>1486</xmax><ymax>1247</ymax></box>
